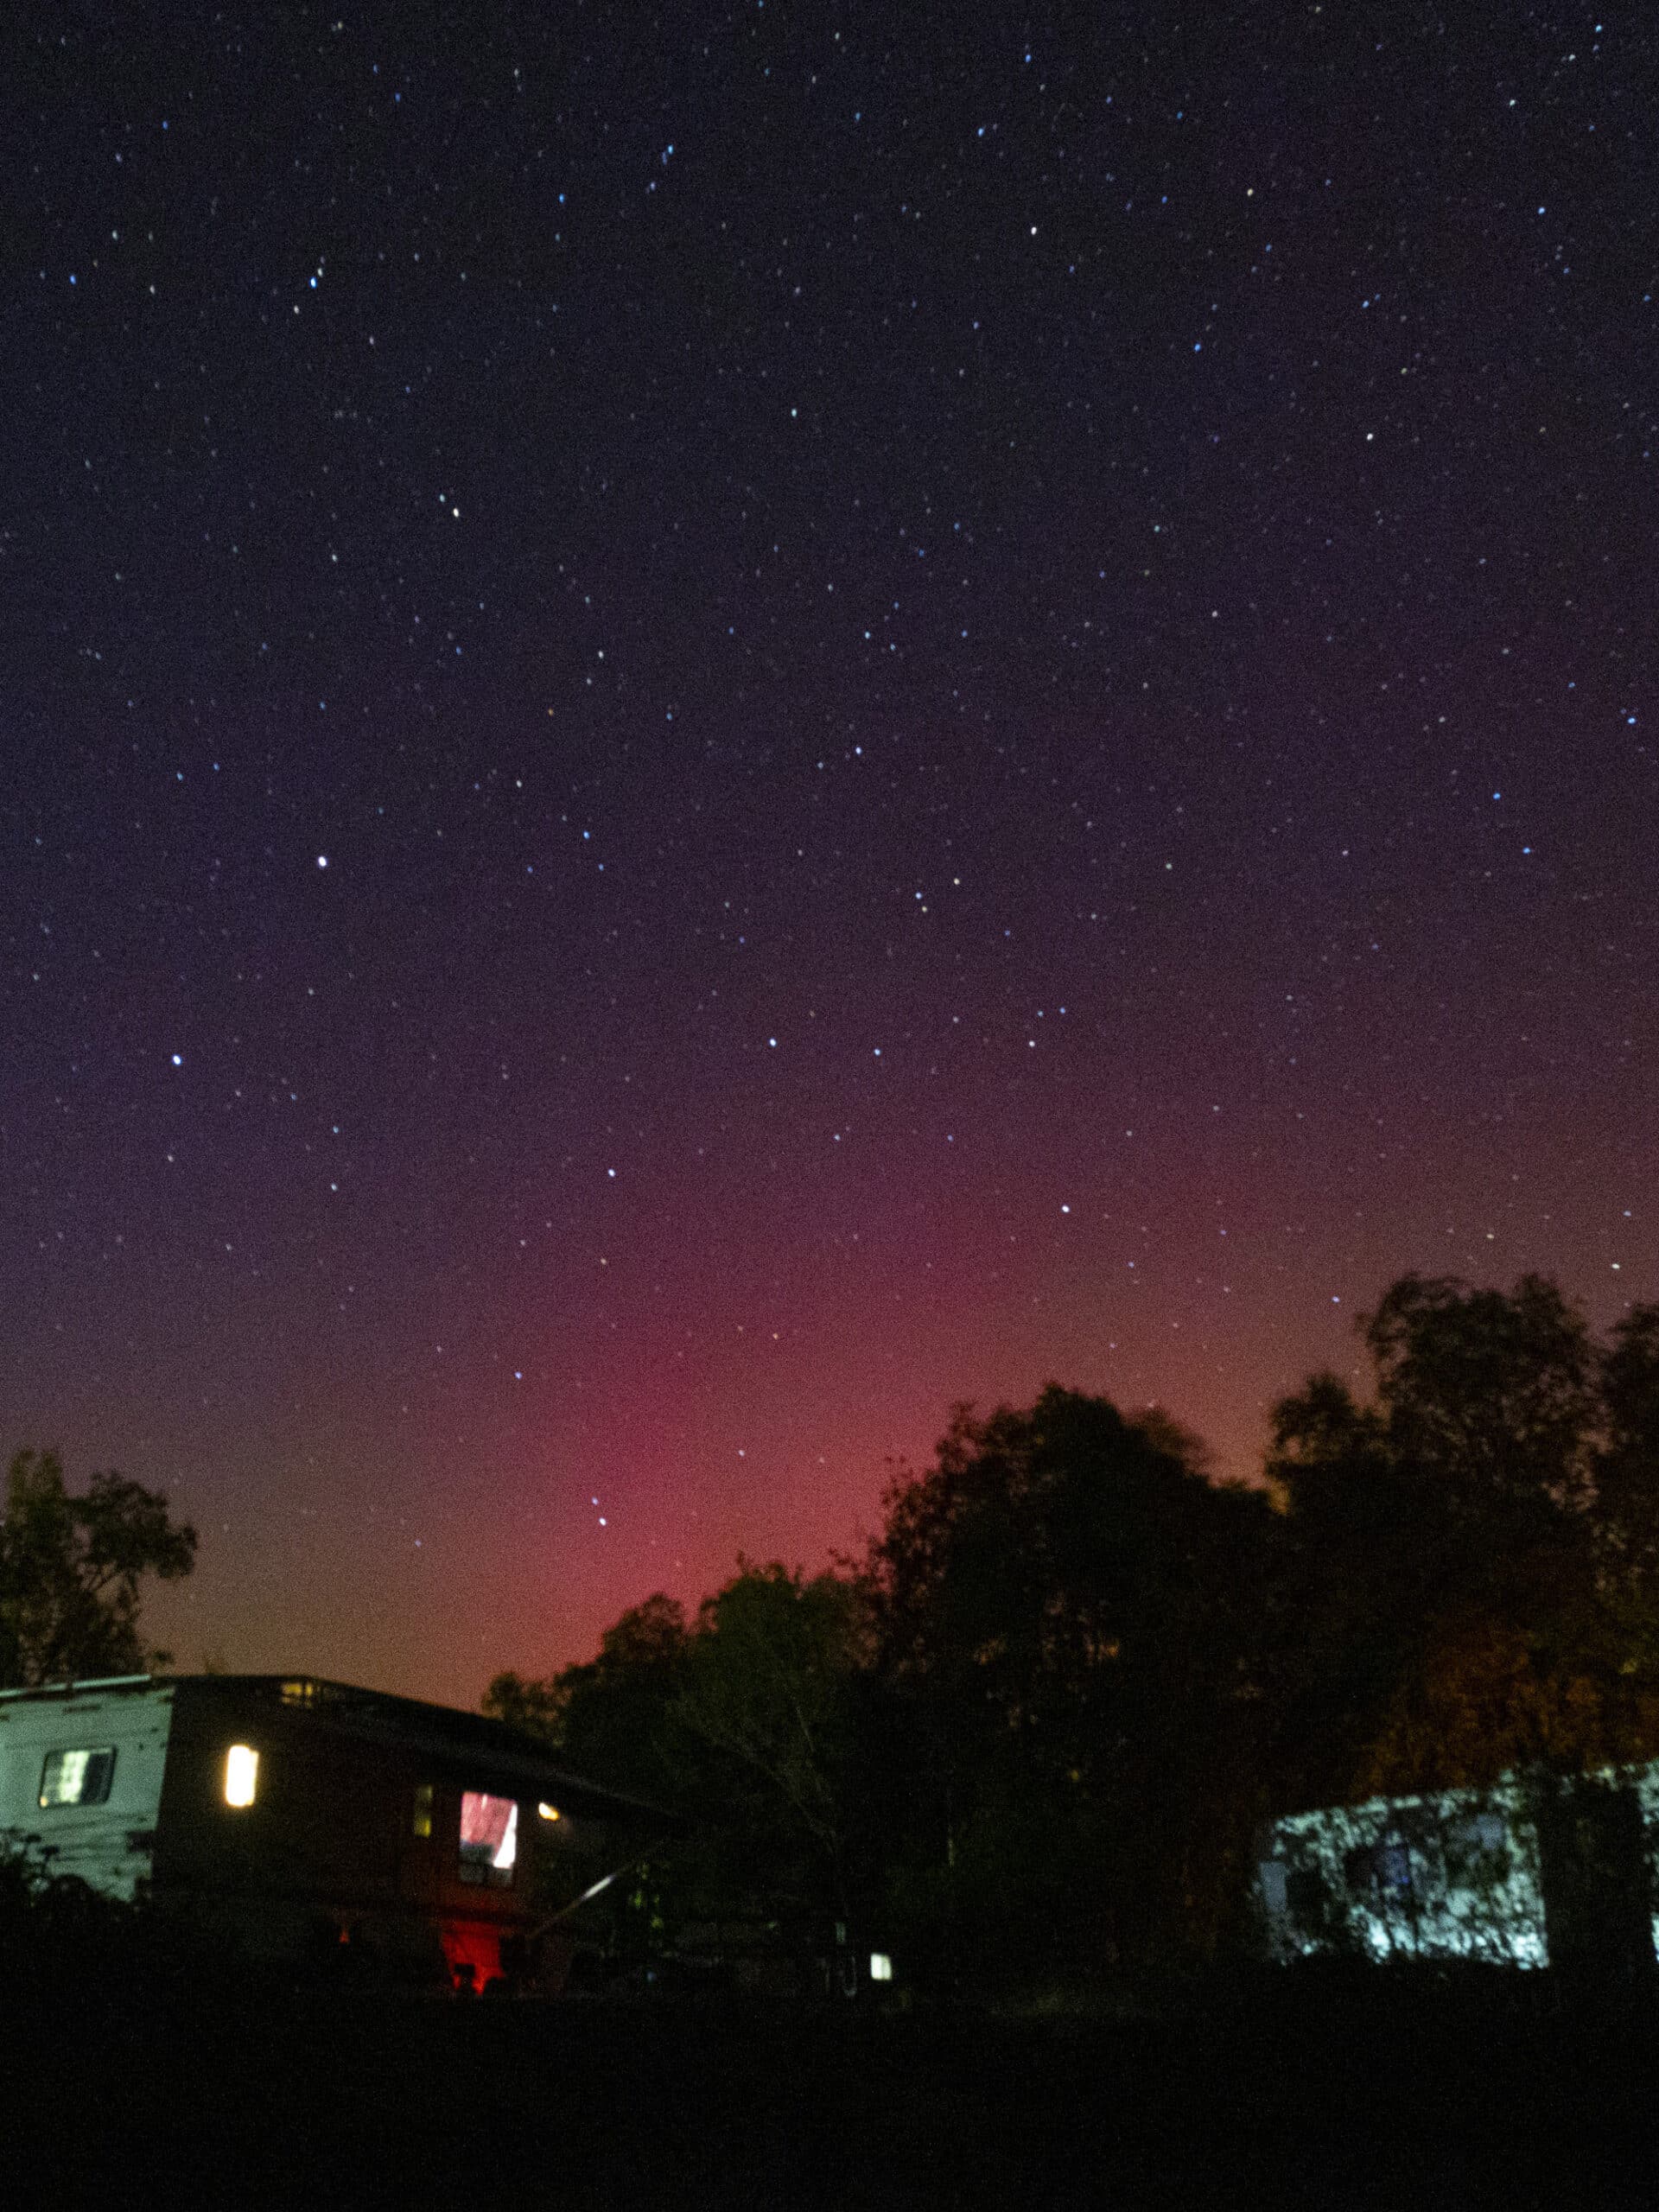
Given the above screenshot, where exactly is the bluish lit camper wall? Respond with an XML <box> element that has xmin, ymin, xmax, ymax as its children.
<box><xmin>1257</xmin><ymin>1780</ymin><xmax>1549</xmax><ymax>1967</ymax></box>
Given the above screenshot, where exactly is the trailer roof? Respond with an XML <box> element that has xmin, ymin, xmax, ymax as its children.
<box><xmin>0</xmin><ymin>1672</ymin><xmax>685</xmax><ymax>1834</ymax></box>
<box><xmin>0</xmin><ymin>1674</ymin><xmax>157</xmax><ymax>1699</ymax></box>
<box><xmin>216</xmin><ymin>1675</ymin><xmax>683</xmax><ymax>1825</ymax></box>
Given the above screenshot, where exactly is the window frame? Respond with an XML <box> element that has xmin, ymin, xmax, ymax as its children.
<box><xmin>456</xmin><ymin>1789</ymin><xmax>519</xmax><ymax>1888</ymax></box>
<box><xmin>37</xmin><ymin>1746</ymin><xmax>118</xmax><ymax>1809</ymax></box>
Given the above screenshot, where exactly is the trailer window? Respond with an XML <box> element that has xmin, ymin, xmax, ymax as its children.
<box><xmin>1286</xmin><ymin>1866</ymin><xmax>1332</xmax><ymax>1934</ymax></box>
<box><xmin>39</xmin><ymin>1747</ymin><xmax>116</xmax><ymax>1808</ymax></box>
<box><xmin>459</xmin><ymin>1791</ymin><xmax>518</xmax><ymax>1885</ymax></box>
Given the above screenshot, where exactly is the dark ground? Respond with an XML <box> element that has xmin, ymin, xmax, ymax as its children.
<box><xmin>11</xmin><ymin>1963</ymin><xmax>1659</xmax><ymax>2210</ymax></box>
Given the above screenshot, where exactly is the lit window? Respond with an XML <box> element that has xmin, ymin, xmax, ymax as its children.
<box><xmin>224</xmin><ymin>1744</ymin><xmax>259</xmax><ymax>1808</ymax></box>
<box><xmin>412</xmin><ymin>1782</ymin><xmax>434</xmax><ymax>1839</ymax></box>
<box><xmin>868</xmin><ymin>1952</ymin><xmax>893</xmax><ymax>1983</ymax></box>
<box><xmin>537</xmin><ymin>1801</ymin><xmax>562</xmax><ymax>1822</ymax></box>
<box><xmin>459</xmin><ymin>1791</ymin><xmax>518</xmax><ymax>1885</ymax></box>
<box><xmin>39</xmin><ymin>1747</ymin><xmax>116</xmax><ymax>1808</ymax></box>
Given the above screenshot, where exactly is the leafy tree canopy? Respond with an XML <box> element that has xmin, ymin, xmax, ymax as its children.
<box><xmin>484</xmin><ymin>1591</ymin><xmax>691</xmax><ymax>1804</ymax></box>
<box><xmin>867</xmin><ymin>1386</ymin><xmax>1278</xmax><ymax>1967</ymax></box>
<box><xmin>676</xmin><ymin>1560</ymin><xmax>874</xmax><ymax>1878</ymax></box>
<box><xmin>1271</xmin><ymin>1274</ymin><xmax>1598</xmax><ymax>1537</ymax></box>
<box><xmin>0</xmin><ymin>1449</ymin><xmax>197</xmax><ymax>1689</ymax></box>
<box><xmin>872</xmin><ymin>1386</ymin><xmax>1274</xmax><ymax>1777</ymax></box>
<box><xmin>486</xmin><ymin>1568</ymin><xmax>876</xmax><ymax>1936</ymax></box>
<box><xmin>1268</xmin><ymin>1277</ymin><xmax>1659</xmax><ymax>1799</ymax></box>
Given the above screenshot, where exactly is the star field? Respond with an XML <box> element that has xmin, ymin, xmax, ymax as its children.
<box><xmin>3</xmin><ymin>3</ymin><xmax>1655</xmax><ymax>1702</ymax></box>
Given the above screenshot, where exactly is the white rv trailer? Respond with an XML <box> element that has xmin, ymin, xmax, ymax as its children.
<box><xmin>0</xmin><ymin>1672</ymin><xmax>677</xmax><ymax>1989</ymax></box>
<box><xmin>1255</xmin><ymin>1760</ymin><xmax>1659</xmax><ymax>1976</ymax></box>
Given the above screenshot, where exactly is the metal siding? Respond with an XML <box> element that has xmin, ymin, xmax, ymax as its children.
<box><xmin>1256</xmin><ymin>1777</ymin><xmax>1551</xmax><ymax>1967</ymax></box>
<box><xmin>0</xmin><ymin>1681</ymin><xmax>175</xmax><ymax>1902</ymax></box>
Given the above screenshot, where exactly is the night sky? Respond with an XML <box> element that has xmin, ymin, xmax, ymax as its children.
<box><xmin>5</xmin><ymin>4</ymin><xmax>1654</xmax><ymax>1707</ymax></box>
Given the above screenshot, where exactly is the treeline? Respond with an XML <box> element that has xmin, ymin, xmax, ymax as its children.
<box><xmin>486</xmin><ymin>1274</ymin><xmax>1659</xmax><ymax>1992</ymax></box>
<box><xmin>8</xmin><ymin>1271</ymin><xmax>1659</xmax><ymax>1993</ymax></box>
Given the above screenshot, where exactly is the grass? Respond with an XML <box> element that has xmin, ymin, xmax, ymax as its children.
<box><xmin>10</xmin><ymin>1928</ymin><xmax>1659</xmax><ymax>2207</ymax></box>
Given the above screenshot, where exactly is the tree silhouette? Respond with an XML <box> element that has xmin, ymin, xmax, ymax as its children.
<box><xmin>484</xmin><ymin>1591</ymin><xmax>690</xmax><ymax>1803</ymax></box>
<box><xmin>0</xmin><ymin>1449</ymin><xmax>197</xmax><ymax>1688</ymax></box>
<box><xmin>674</xmin><ymin>1560</ymin><xmax>875</xmax><ymax>1918</ymax></box>
<box><xmin>869</xmin><ymin>1386</ymin><xmax>1277</xmax><ymax>1974</ymax></box>
<box><xmin>1268</xmin><ymin>1275</ymin><xmax>1659</xmax><ymax>1802</ymax></box>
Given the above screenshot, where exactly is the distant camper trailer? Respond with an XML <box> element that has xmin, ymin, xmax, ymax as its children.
<box><xmin>1255</xmin><ymin>1762</ymin><xmax>1659</xmax><ymax>1981</ymax></box>
<box><xmin>0</xmin><ymin>1673</ymin><xmax>678</xmax><ymax>1992</ymax></box>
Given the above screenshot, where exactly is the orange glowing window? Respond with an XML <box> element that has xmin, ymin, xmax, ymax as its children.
<box><xmin>224</xmin><ymin>1744</ymin><xmax>259</xmax><ymax>1808</ymax></box>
